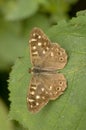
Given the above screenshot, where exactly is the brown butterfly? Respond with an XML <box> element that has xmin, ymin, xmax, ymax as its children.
<box><xmin>27</xmin><ymin>27</ymin><xmax>68</xmax><ymax>113</ymax></box>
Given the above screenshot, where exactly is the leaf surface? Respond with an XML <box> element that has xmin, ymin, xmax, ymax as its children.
<box><xmin>9</xmin><ymin>10</ymin><xmax>86</xmax><ymax>130</ymax></box>
<box><xmin>3</xmin><ymin>0</ymin><xmax>38</xmax><ymax>20</ymax></box>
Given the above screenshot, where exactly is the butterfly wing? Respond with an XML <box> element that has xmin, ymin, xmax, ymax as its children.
<box><xmin>27</xmin><ymin>74</ymin><xmax>50</xmax><ymax>113</ymax></box>
<box><xmin>39</xmin><ymin>73</ymin><xmax>67</xmax><ymax>100</ymax></box>
<box><xmin>27</xmin><ymin>73</ymin><xmax>67</xmax><ymax>113</ymax></box>
<box><xmin>29</xmin><ymin>27</ymin><xmax>67</xmax><ymax>70</ymax></box>
<box><xmin>29</xmin><ymin>27</ymin><xmax>51</xmax><ymax>67</ymax></box>
<box><xmin>28</xmin><ymin>28</ymin><xmax>67</xmax><ymax>113</ymax></box>
<box><xmin>41</xmin><ymin>43</ymin><xmax>67</xmax><ymax>70</ymax></box>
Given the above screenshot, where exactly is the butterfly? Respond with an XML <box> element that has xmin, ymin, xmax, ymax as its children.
<box><xmin>27</xmin><ymin>27</ymin><xmax>68</xmax><ymax>113</ymax></box>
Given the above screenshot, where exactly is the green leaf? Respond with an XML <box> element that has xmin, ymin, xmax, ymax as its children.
<box><xmin>2</xmin><ymin>0</ymin><xmax>78</xmax><ymax>21</ymax></box>
<box><xmin>8</xmin><ymin>10</ymin><xmax>86</xmax><ymax>130</ymax></box>
<box><xmin>40</xmin><ymin>0</ymin><xmax>78</xmax><ymax>20</ymax></box>
<box><xmin>0</xmin><ymin>19</ymin><xmax>26</xmax><ymax>71</ymax></box>
<box><xmin>0</xmin><ymin>99</ymin><xmax>14</xmax><ymax>130</ymax></box>
<box><xmin>3</xmin><ymin>0</ymin><xmax>38</xmax><ymax>20</ymax></box>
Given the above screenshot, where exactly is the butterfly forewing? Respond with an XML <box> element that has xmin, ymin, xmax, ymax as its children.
<box><xmin>29</xmin><ymin>28</ymin><xmax>51</xmax><ymax>66</ymax></box>
<box><xmin>27</xmin><ymin>27</ymin><xmax>68</xmax><ymax>113</ymax></box>
<box><xmin>29</xmin><ymin>27</ymin><xmax>67</xmax><ymax>70</ymax></box>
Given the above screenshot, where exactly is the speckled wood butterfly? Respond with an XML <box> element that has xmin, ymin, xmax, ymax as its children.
<box><xmin>27</xmin><ymin>27</ymin><xmax>68</xmax><ymax>113</ymax></box>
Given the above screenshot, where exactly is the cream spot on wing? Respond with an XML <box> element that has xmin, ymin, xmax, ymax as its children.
<box><xmin>44</xmin><ymin>42</ymin><xmax>46</xmax><ymax>46</ymax></box>
<box><xmin>33</xmin><ymin>46</ymin><xmax>36</xmax><ymax>50</ymax></box>
<box><xmin>38</xmin><ymin>35</ymin><xmax>41</xmax><ymax>39</ymax></box>
<box><xmin>29</xmin><ymin>39</ymin><xmax>37</xmax><ymax>43</ymax></box>
<box><xmin>27</xmin><ymin>97</ymin><xmax>29</xmax><ymax>102</ymax></box>
<box><xmin>46</xmin><ymin>47</ymin><xmax>49</xmax><ymax>50</ymax></box>
<box><xmin>30</xmin><ymin>91</ymin><xmax>35</xmax><ymax>95</ymax></box>
<box><xmin>32</xmin><ymin>51</ymin><xmax>38</xmax><ymax>55</ymax></box>
<box><xmin>36</xmin><ymin>95</ymin><xmax>40</xmax><ymax>99</ymax></box>
<box><xmin>54</xmin><ymin>91</ymin><xmax>57</xmax><ymax>94</ymax></box>
<box><xmin>33</xmin><ymin>33</ymin><xmax>36</xmax><ymax>36</ymax></box>
<box><xmin>45</xmin><ymin>91</ymin><xmax>48</xmax><ymax>94</ymax></box>
<box><xmin>31</xmin><ymin>105</ymin><xmax>33</xmax><ymax>108</ymax></box>
<box><xmin>28</xmin><ymin>98</ymin><xmax>35</xmax><ymax>102</ymax></box>
<box><xmin>49</xmin><ymin>86</ymin><xmax>53</xmax><ymax>90</ymax></box>
<box><xmin>36</xmin><ymin>102</ymin><xmax>39</xmax><ymax>106</ymax></box>
<box><xmin>41</xmin><ymin>88</ymin><xmax>45</xmax><ymax>92</ymax></box>
<box><xmin>50</xmin><ymin>52</ymin><xmax>54</xmax><ymax>57</ymax></box>
<box><xmin>38</xmin><ymin>42</ymin><xmax>42</xmax><ymax>46</ymax></box>
<box><xmin>43</xmin><ymin>50</ymin><xmax>46</xmax><ymax>54</ymax></box>
<box><xmin>42</xmin><ymin>96</ymin><xmax>45</xmax><ymax>99</ymax></box>
<box><xmin>31</xmin><ymin>86</ymin><xmax>36</xmax><ymax>90</ymax></box>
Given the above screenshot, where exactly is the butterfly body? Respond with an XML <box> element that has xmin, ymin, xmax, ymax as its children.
<box><xmin>27</xmin><ymin>27</ymin><xmax>68</xmax><ymax>113</ymax></box>
<box><xmin>30</xmin><ymin>67</ymin><xmax>57</xmax><ymax>74</ymax></box>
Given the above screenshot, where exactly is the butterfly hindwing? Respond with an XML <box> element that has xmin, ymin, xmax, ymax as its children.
<box><xmin>40</xmin><ymin>73</ymin><xmax>67</xmax><ymax>100</ymax></box>
<box><xmin>27</xmin><ymin>73</ymin><xmax>67</xmax><ymax>113</ymax></box>
<box><xmin>27</xmin><ymin>75</ymin><xmax>50</xmax><ymax>113</ymax></box>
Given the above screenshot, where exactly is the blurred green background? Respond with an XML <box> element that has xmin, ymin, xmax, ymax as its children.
<box><xmin>0</xmin><ymin>0</ymin><xmax>86</xmax><ymax>130</ymax></box>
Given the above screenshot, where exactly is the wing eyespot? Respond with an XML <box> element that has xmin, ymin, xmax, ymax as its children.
<box><xmin>58</xmin><ymin>80</ymin><xmax>64</xmax><ymax>86</ymax></box>
<box><xmin>56</xmin><ymin>87</ymin><xmax>61</xmax><ymax>91</ymax></box>
<box><xmin>57</xmin><ymin>51</ymin><xmax>63</xmax><ymax>56</ymax></box>
<box><xmin>58</xmin><ymin>57</ymin><xmax>65</xmax><ymax>62</ymax></box>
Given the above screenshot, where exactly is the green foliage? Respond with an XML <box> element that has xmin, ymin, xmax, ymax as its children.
<box><xmin>0</xmin><ymin>0</ymin><xmax>78</xmax><ymax>71</ymax></box>
<box><xmin>0</xmin><ymin>18</ymin><xmax>26</xmax><ymax>71</ymax></box>
<box><xmin>1</xmin><ymin>0</ymin><xmax>78</xmax><ymax>21</ymax></box>
<box><xmin>0</xmin><ymin>13</ymin><xmax>49</xmax><ymax>71</ymax></box>
<box><xmin>2</xmin><ymin>0</ymin><xmax>38</xmax><ymax>20</ymax></box>
<box><xmin>40</xmin><ymin>0</ymin><xmax>78</xmax><ymax>19</ymax></box>
<box><xmin>8</xmin><ymin>10</ymin><xmax>86</xmax><ymax>130</ymax></box>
